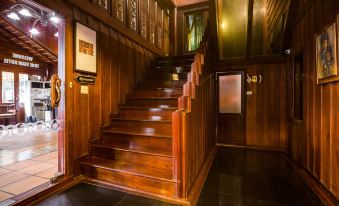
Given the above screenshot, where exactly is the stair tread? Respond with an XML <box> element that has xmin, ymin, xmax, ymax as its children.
<box><xmin>112</xmin><ymin>118</ymin><xmax>172</xmax><ymax>123</ymax></box>
<box><xmin>81</xmin><ymin>157</ymin><xmax>173</xmax><ymax>181</ymax></box>
<box><xmin>119</xmin><ymin>106</ymin><xmax>177</xmax><ymax>111</ymax></box>
<box><xmin>92</xmin><ymin>141</ymin><xmax>172</xmax><ymax>157</ymax></box>
<box><xmin>127</xmin><ymin>97</ymin><xmax>179</xmax><ymax>100</ymax></box>
<box><xmin>103</xmin><ymin>126</ymin><xmax>172</xmax><ymax>138</ymax></box>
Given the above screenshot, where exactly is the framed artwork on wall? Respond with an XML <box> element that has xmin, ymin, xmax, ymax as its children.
<box><xmin>316</xmin><ymin>22</ymin><xmax>338</xmax><ymax>84</ymax></box>
<box><xmin>75</xmin><ymin>22</ymin><xmax>97</xmax><ymax>74</ymax></box>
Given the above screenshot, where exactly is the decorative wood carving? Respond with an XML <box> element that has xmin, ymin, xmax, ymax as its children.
<box><xmin>127</xmin><ymin>0</ymin><xmax>138</xmax><ymax>31</ymax></box>
<box><xmin>140</xmin><ymin>0</ymin><xmax>148</xmax><ymax>39</ymax></box>
<box><xmin>149</xmin><ymin>0</ymin><xmax>156</xmax><ymax>44</ymax></box>
<box><xmin>157</xmin><ymin>5</ymin><xmax>163</xmax><ymax>48</ymax></box>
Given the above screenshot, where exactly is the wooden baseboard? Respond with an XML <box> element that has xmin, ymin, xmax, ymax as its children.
<box><xmin>187</xmin><ymin>145</ymin><xmax>217</xmax><ymax>206</ymax></box>
<box><xmin>82</xmin><ymin>178</ymin><xmax>190</xmax><ymax>206</ymax></box>
<box><xmin>217</xmin><ymin>143</ymin><xmax>286</xmax><ymax>153</ymax></box>
<box><xmin>285</xmin><ymin>158</ymin><xmax>339</xmax><ymax>206</ymax></box>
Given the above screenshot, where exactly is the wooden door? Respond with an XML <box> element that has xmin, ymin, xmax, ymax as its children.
<box><xmin>217</xmin><ymin>71</ymin><xmax>245</xmax><ymax>145</ymax></box>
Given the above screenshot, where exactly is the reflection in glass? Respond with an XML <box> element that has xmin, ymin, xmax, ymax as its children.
<box><xmin>2</xmin><ymin>72</ymin><xmax>14</xmax><ymax>103</ymax></box>
<box><xmin>19</xmin><ymin>74</ymin><xmax>29</xmax><ymax>103</ymax></box>
<box><xmin>217</xmin><ymin>0</ymin><xmax>248</xmax><ymax>58</ymax></box>
<box><xmin>219</xmin><ymin>75</ymin><xmax>242</xmax><ymax>113</ymax></box>
<box><xmin>186</xmin><ymin>12</ymin><xmax>204</xmax><ymax>52</ymax></box>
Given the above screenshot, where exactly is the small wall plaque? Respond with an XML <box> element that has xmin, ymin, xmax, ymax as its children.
<box><xmin>74</xmin><ymin>74</ymin><xmax>96</xmax><ymax>85</ymax></box>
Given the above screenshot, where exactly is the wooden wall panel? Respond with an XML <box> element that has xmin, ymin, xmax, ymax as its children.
<box><xmin>215</xmin><ymin>61</ymin><xmax>287</xmax><ymax>151</ymax></box>
<box><xmin>287</xmin><ymin>0</ymin><xmax>339</xmax><ymax>200</ymax></box>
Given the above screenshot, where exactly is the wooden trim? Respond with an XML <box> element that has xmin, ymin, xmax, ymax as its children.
<box><xmin>176</xmin><ymin>1</ymin><xmax>209</xmax><ymax>10</ymax></box>
<box><xmin>82</xmin><ymin>178</ymin><xmax>190</xmax><ymax>206</ymax></box>
<box><xmin>217</xmin><ymin>143</ymin><xmax>287</xmax><ymax>153</ymax></box>
<box><xmin>285</xmin><ymin>157</ymin><xmax>339</xmax><ymax>206</ymax></box>
<box><xmin>214</xmin><ymin>55</ymin><xmax>286</xmax><ymax>67</ymax></box>
<box><xmin>67</xmin><ymin>0</ymin><xmax>163</xmax><ymax>56</ymax></box>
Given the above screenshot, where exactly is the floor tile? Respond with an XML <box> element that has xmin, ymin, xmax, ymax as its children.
<box><xmin>2</xmin><ymin>160</ymin><xmax>39</xmax><ymax>171</ymax></box>
<box><xmin>18</xmin><ymin>162</ymin><xmax>55</xmax><ymax>175</ymax></box>
<box><xmin>1</xmin><ymin>176</ymin><xmax>48</xmax><ymax>195</ymax></box>
<box><xmin>0</xmin><ymin>168</ymin><xmax>11</xmax><ymax>176</ymax></box>
<box><xmin>33</xmin><ymin>152</ymin><xmax>58</xmax><ymax>162</ymax></box>
<box><xmin>0</xmin><ymin>191</ymin><xmax>13</xmax><ymax>202</ymax></box>
<box><xmin>35</xmin><ymin>166</ymin><xmax>58</xmax><ymax>178</ymax></box>
<box><xmin>0</xmin><ymin>171</ymin><xmax>29</xmax><ymax>187</ymax></box>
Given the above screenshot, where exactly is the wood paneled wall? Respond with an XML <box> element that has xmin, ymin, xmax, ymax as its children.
<box><xmin>287</xmin><ymin>0</ymin><xmax>339</xmax><ymax>201</ymax></box>
<box><xmin>72</xmin><ymin>8</ymin><xmax>155</xmax><ymax>162</ymax></box>
<box><xmin>215</xmin><ymin>58</ymin><xmax>287</xmax><ymax>151</ymax></box>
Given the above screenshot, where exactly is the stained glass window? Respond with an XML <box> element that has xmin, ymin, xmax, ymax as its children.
<box><xmin>2</xmin><ymin>72</ymin><xmax>14</xmax><ymax>103</ymax></box>
<box><xmin>186</xmin><ymin>12</ymin><xmax>204</xmax><ymax>52</ymax></box>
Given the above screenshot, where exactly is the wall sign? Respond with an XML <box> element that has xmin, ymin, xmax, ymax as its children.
<box><xmin>75</xmin><ymin>22</ymin><xmax>97</xmax><ymax>74</ymax></box>
<box><xmin>247</xmin><ymin>74</ymin><xmax>262</xmax><ymax>84</ymax></box>
<box><xmin>74</xmin><ymin>74</ymin><xmax>96</xmax><ymax>85</ymax></box>
<box><xmin>3</xmin><ymin>53</ymin><xmax>39</xmax><ymax>68</ymax></box>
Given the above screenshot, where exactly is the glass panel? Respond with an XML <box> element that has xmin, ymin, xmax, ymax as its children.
<box><xmin>140</xmin><ymin>0</ymin><xmax>148</xmax><ymax>39</ymax></box>
<box><xmin>217</xmin><ymin>0</ymin><xmax>248</xmax><ymax>58</ymax></box>
<box><xmin>186</xmin><ymin>12</ymin><xmax>204</xmax><ymax>52</ymax></box>
<box><xmin>251</xmin><ymin>0</ymin><xmax>264</xmax><ymax>55</ymax></box>
<box><xmin>2</xmin><ymin>72</ymin><xmax>14</xmax><ymax>104</ymax></box>
<box><xmin>219</xmin><ymin>75</ymin><xmax>242</xmax><ymax>113</ymax></box>
<box><xmin>19</xmin><ymin>74</ymin><xmax>29</xmax><ymax>103</ymax></box>
<box><xmin>128</xmin><ymin>0</ymin><xmax>138</xmax><ymax>31</ymax></box>
<box><xmin>149</xmin><ymin>0</ymin><xmax>156</xmax><ymax>44</ymax></box>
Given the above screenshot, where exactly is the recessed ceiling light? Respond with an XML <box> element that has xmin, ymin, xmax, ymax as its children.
<box><xmin>54</xmin><ymin>32</ymin><xmax>58</xmax><ymax>37</ymax></box>
<box><xmin>19</xmin><ymin>9</ymin><xmax>32</xmax><ymax>17</ymax></box>
<box><xmin>50</xmin><ymin>16</ymin><xmax>60</xmax><ymax>24</ymax></box>
<box><xmin>29</xmin><ymin>28</ymin><xmax>40</xmax><ymax>35</ymax></box>
<box><xmin>7</xmin><ymin>12</ymin><xmax>20</xmax><ymax>20</ymax></box>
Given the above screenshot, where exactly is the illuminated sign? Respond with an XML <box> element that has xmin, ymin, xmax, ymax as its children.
<box><xmin>2</xmin><ymin>53</ymin><xmax>39</xmax><ymax>68</ymax></box>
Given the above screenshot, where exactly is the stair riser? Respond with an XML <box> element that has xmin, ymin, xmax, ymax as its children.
<box><xmin>125</xmin><ymin>99</ymin><xmax>178</xmax><ymax>108</ymax></box>
<box><xmin>101</xmin><ymin>134</ymin><xmax>173</xmax><ymax>156</ymax></box>
<box><xmin>138</xmin><ymin>81</ymin><xmax>185</xmax><ymax>89</ymax></box>
<box><xmin>111</xmin><ymin>121</ymin><xmax>172</xmax><ymax>135</ymax></box>
<box><xmin>81</xmin><ymin>165</ymin><xmax>177</xmax><ymax>197</ymax></box>
<box><xmin>118</xmin><ymin>109</ymin><xmax>174</xmax><ymax>121</ymax></box>
<box><xmin>91</xmin><ymin>147</ymin><xmax>173</xmax><ymax>171</ymax></box>
<box><xmin>127</xmin><ymin>90</ymin><xmax>183</xmax><ymax>98</ymax></box>
<box><xmin>146</xmin><ymin>73</ymin><xmax>187</xmax><ymax>81</ymax></box>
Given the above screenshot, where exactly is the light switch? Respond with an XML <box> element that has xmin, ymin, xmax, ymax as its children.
<box><xmin>81</xmin><ymin>85</ymin><xmax>88</xmax><ymax>94</ymax></box>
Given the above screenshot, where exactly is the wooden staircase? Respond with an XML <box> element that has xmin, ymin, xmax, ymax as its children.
<box><xmin>80</xmin><ymin>56</ymin><xmax>194</xmax><ymax>199</ymax></box>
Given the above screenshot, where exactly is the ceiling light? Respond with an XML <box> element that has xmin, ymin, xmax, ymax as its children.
<box><xmin>29</xmin><ymin>28</ymin><xmax>40</xmax><ymax>35</ymax></box>
<box><xmin>7</xmin><ymin>12</ymin><xmax>20</xmax><ymax>20</ymax></box>
<box><xmin>54</xmin><ymin>32</ymin><xmax>58</xmax><ymax>37</ymax></box>
<box><xmin>19</xmin><ymin>8</ymin><xmax>32</xmax><ymax>17</ymax></box>
<box><xmin>50</xmin><ymin>16</ymin><xmax>60</xmax><ymax>24</ymax></box>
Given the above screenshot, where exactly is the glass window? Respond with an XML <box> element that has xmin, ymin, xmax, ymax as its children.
<box><xmin>186</xmin><ymin>12</ymin><xmax>205</xmax><ymax>52</ymax></box>
<box><xmin>219</xmin><ymin>74</ymin><xmax>242</xmax><ymax>113</ymax></box>
<box><xmin>32</xmin><ymin>75</ymin><xmax>41</xmax><ymax>81</ymax></box>
<box><xmin>2</xmin><ymin>72</ymin><xmax>14</xmax><ymax>103</ymax></box>
<box><xmin>217</xmin><ymin>0</ymin><xmax>248</xmax><ymax>58</ymax></box>
<box><xmin>19</xmin><ymin>74</ymin><xmax>29</xmax><ymax>103</ymax></box>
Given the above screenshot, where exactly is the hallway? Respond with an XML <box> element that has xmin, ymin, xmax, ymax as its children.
<box><xmin>37</xmin><ymin>147</ymin><xmax>321</xmax><ymax>206</ymax></box>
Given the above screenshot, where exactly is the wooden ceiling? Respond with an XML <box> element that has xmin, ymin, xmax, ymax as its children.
<box><xmin>0</xmin><ymin>0</ymin><xmax>57</xmax><ymax>64</ymax></box>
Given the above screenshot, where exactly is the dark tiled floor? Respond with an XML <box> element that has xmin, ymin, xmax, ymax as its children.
<box><xmin>36</xmin><ymin>183</ymin><xmax>177</xmax><ymax>206</ymax></box>
<box><xmin>196</xmin><ymin>147</ymin><xmax>324</xmax><ymax>206</ymax></box>
<box><xmin>36</xmin><ymin>147</ymin><xmax>323</xmax><ymax>206</ymax></box>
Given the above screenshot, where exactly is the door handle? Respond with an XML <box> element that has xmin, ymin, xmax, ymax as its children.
<box><xmin>51</xmin><ymin>75</ymin><xmax>61</xmax><ymax>108</ymax></box>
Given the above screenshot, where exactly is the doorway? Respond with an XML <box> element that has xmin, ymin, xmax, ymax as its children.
<box><xmin>217</xmin><ymin>71</ymin><xmax>245</xmax><ymax>145</ymax></box>
<box><xmin>0</xmin><ymin>0</ymin><xmax>64</xmax><ymax>203</ymax></box>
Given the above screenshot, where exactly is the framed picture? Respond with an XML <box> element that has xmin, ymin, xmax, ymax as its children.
<box><xmin>75</xmin><ymin>22</ymin><xmax>97</xmax><ymax>74</ymax></box>
<box><xmin>316</xmin><ymin>22</ymin><xmax>338</xmax><ymax>84</ymax></box>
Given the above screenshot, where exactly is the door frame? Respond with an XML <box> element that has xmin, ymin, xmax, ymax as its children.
<box><xmin>216</xmin><ymin>71</ymin><xmax>246</xmax><ymax>145</ymax></box>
